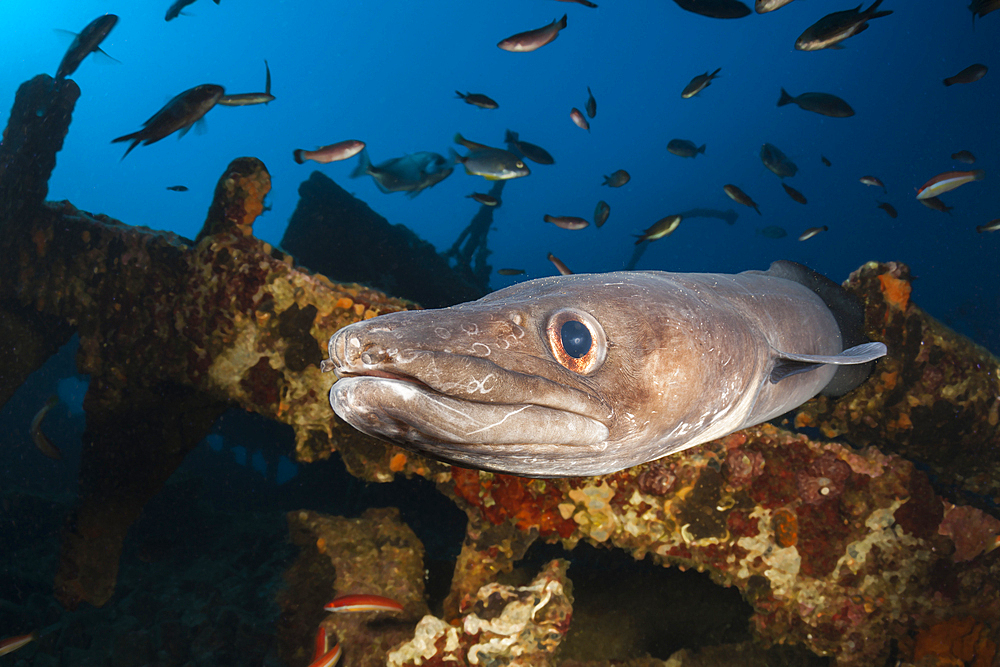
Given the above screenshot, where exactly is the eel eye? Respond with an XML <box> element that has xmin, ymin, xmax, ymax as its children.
<box><xmin>545</xmin><ymin>308</ymin><xmax>607</xmax><ymax>375</ymax></box>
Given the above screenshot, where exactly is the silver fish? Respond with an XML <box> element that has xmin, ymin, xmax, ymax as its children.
<box><xmin>218</xmin><ymin>60</ymin><xmax>274</xmax><ymax>106</ymax></box>
<box><xmin>756</xmin><ymin>0</ymin><xmax>799</xmax><ymax>12</ymax></box>
<box><xmin>498</xmin><ymin>14</ymin><xmax>568</xmax><ymax>52</ymax></box>
<box><xmin>323</xmin><ymin>261</ymin><xmax>886</xmax><ymax>477</ymax></box>
<box><xmin>350</xmin><ymin>148</ymin><xmax>453</xmax><ymax>197</ymax></box>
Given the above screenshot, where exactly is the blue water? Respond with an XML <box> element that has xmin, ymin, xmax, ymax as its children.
<box><xmin>3</xmin><ymin>0</ymin><xmax>997</xmax><ymax>350</ymax></box>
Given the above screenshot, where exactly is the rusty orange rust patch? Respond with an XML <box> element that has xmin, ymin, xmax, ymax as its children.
<box><xmin>878</xmin><ymin>273</ymin><xmax>911</xmax><ymax>311</ymax></box>
<box><xmin>389</xmin><ymin>452</ymin><xmax>407</xmax><ymax>472</ymax></box>
<box><xmin>772</xmin><ymin>507</ymin><xmax>799</xmax><ymax>548</ymax></box>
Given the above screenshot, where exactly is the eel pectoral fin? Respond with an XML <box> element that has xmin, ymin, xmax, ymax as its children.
<box><xmin>770</xmin><ymin>341</ymin><xmax>887</xmax><ymax>384</ymax></box>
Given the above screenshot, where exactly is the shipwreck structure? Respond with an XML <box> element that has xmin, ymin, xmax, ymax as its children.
<box><xmin>1</xmin><ymin>73</ymin><xmax>999</xmax><ymax>666</ymax></box>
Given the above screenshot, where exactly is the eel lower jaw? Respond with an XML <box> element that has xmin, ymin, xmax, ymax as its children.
<box><xmin>329</xmin><ymin>376</ymin><xmax>610</xmax><ymax>448</ymax></box>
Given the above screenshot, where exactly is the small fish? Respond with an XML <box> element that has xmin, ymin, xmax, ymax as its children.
<box><xmin>294</xmin><ymin>140</ymin><xmax>366</xmax><ymax>165</ymax></box>
<box><xmin>452</xmin><ymin>143</ymin><xmax>530</xmax><ymax>181</ymax></box>
<box><xmin>760</xmin><ymin>225</ymin><xmax>788</xmax><ymax>238</ymax></box>
<box><xmin>951</xmin><ymin>150</ymin><xmax>976</xmax><ymax>164</ymax></box>
<box><xmin>821</xmin><ymin>155</ymin><xmax>832</xmax><ymax>167</ymax></box>
<box><xmin>798</xmin><ymin>226</ymin><xmax>828</xmax><ymax>241</ymax></box>
<box><xmin>308</xmin><ymin>641</ymin><xmax>342</xmax><ymax>667</ymax></box>
<box><xmin>570</xmin><ymin>108</ymin><xmax>590</xmax><ymax>131</ymax></box>
<box><xmin>673</xmin><ymin>0</ymin><xmax>752</xmax><ymax>18</ymax></box>
<box><xmin>498</xmin><ymin>14</ymin><xmax>568</xmax><ymax>52</ymax></box>
<box><xmin>56</xmin><ymin>14</ymin><xmax>119</xmax><ymax>80</ymax></box>
<box><xmin>916</xmin><ymin>170</ymin><xmax>984</xmax><ymax>199</ymax></box>
<box><xmin>760</xmin><ymin>143</ymin><xmax>798</xmax><ymax>178</ymax></box>
<box><xmin>594</xmin><ymin>200</ymin><xmax>610</xmax><ymax>228</ymax></box>
<box><xmin>166</xmin><ymin>185</ymin><xmax>189</xmax><ymax>191</ymax></box>
<box><xmin>860</xmin><ymin>175</ymin><xmax>886</xmax><ymax>192</ymax></box>
<box><xmin>504</xmin><ymin>130</ymin><xmax>555</xmax><ymax>165</ymax></box>
<box><xmin>556</xmin><ymin>0</ymin><xmax>597</xmax><ymax>6</ymax></box>
<box><xmin>166</xmin><ymin>0</ymin><xmax>221</xmax><ymax>21</ymax></box>
<box><xmin>635</xmin><ymin>215</ymin><xmax>682</xmax><ymax>244</ymax></box>
<box><xmin>218</xmin><ymin>60</ymin><xmax>274</xmax><ymax>106</ymax></box>
<box><xmin>544</xmin><ymin>215</ymin><xmax>590</xmax><ymax>230</ymax></box>
<box><xmin>756</xmin><ymin>0</ymin><xmax>799</xmax><ymax>12</ymax></box>
<box><xmin>547</xmin><ymin>252</ymin><xmax>573</xmax><ymax>275</ymax></box>
<box><xmin>724</xmin><ymin>184</ymin><xmax>761</xmax><ymax>214</ymax></box>
<box><xmin>782</xmin><ymin>183</ymin><xmax>808</xmax><ymax>204</ymax></box>
<box><xmin>969</xmin><ymin>0</ymin><xmax>1000</xmax><ymax>23</ymax></box>
<box><xmin>468</xmin><ymin>193</ymin><xmax>500</xmax><ymax>206</ymax></box>
<box><xmin>877</xmin><ymin>201</ymin><xmax>898</xmax><ymax>218</ymax></box>
<box><xmin>795</xmin><ymin>0</ymin><xmax>892</xmax><ymax>51</ymax></box>
<box><xmin>314</xmin><ymin>626</ymin><xmax>328</xmax><ymax>662</ymax></box>
<box><xmin>667</xmin><ymin>139</ymin><xmax>706</xmax><ymax>158</ymax></box>
<box><xmin>943</xmin><ymin>64</ymin><xmax>988</xmax><ymax>86</ymax></box>
<box><xmin>498</xmin><ymin>268</ymin><xmax>525</xmax><ymax>275</ymax></box>
<box><xmin>919</xmin><ymin>196</ymin><xmax>953</xmax><ymax>214</ymax></box>
<box><xmin>324</xmin><ymin>594</ymin><xmax>404</xmax><ymax>613</ymax></box>
<box><xmin>30</xmin><ymin>396</ymin><xmax>62</xmax><ymax>460</ymax></box>
<box><xmin>976</xmin><ymin>218</ymin><xmax>1000</xmax><ymax>233</ymax></box>
<box><xmin>602</xmin><ymin>170</ymin><xmax>630</xmax><ymax>187</ymax></box>
<box><xmin>0</xmin><ymin>633</ymin><xmax>36</xmax><ymax>657</ymax></box>
<box><xmin>456</xmin><ymin>91</ymin><xmax>499</xmax><ymax>109</ymax></box>
<box><xmin>585</xmin><ymin>87</ymin><xmax>597</xmax><ymax>118</ymax></box>
<box><xmin>776</xmin><ymin>88</ymin><xmax>854</xmax><ymax>117</ymax></box>
<box><xmin>112</xmin><ymin>84</ymin><xmax>225</xmax><ymax>159</ymax></box>
<box><xmin>682</xmin><ymin>68</ymin><xmax>721</xmax><ymax>98</ymax></box>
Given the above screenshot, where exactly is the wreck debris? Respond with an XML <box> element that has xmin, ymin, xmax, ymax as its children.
<box><xmin>388</xmin><ymin>559</ymin><xmax>573</xmax><ymax>667</ymax></box>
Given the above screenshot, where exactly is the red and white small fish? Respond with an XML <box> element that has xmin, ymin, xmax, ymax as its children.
<box><xmin>313</xmin><ymin>626</ymin><xmax>328</xmax><ymax>661</ymax></box>
<box><xmin>859</xmin><ymin>175</ymin><xmax>886</xmax><ymax>193</ymax></box>
<box><xmin>570</xmin><ymin>108</ymin><xmax>590</xmax><ymax>132</ymax></box>
<box><xmin>293</xmin><ymin>140</ymin><xmax>366</xmax><ymax>165</ymax></box>
<box><xmin>544</xmin><ymin>215</ymin><xmax>589</xmax><ymax>230</ymax></box>
<box><xmin>324</xmin><ymin>594</ymin><xmax>404</xmax><ymax>613</ymax></box>
<box><xmin>497</xmin><ymin>15</ymin><xmax>567</xmax><ymax>52</ymax></box>
<box><xmin>0</xmin><ymin>633</ymin><xmax>36</xmax><ymax>657</ymax></box>
<box><xmin>916</xmin><ymin>170</ymin><xmax>984</xmax><ymax>200</ymax></box>
<box><xmin>308</xmin><ymin>640</ymin><xmax>342</xmax><ymax>667</ymax></box>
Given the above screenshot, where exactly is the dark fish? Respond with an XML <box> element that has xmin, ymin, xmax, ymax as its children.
<box><xmin>916</xmin><ymin>170</ymin><xmax>984</xmax><ymax>199</ymax></box>
<box><xmin>351</xmin><ymin>148</ymin><xmax>453</xmax><ymax>197</ymax></box>
<box><xmin>112</xmin><ymin>84</ymin><xmax>225</xmax><ymax>159</ymax></box>
<box><xmin>585</xmin><ymin>87</ymin><xmax>597</xmax><ymax>118</ymax></box>
<box><xmin>498</xmin><ymin>268</ymin><xmax>526</xmax><ymax>275</ymax></box>
<box><xmin>635</xmin><ymin>215</ymin><xmax>682</xmax><ymax>244</ymax></box>
<box><xmin>294</xmin><ymin>140</ymin><xmax>366</xmax><ymax>164</ymax></box>
<box><xmin>456</xmin><ymin>91</ymin><xmax>499</xmax><ymax>109</ymax></box>
<box><xmin>56</xmin><ymin>14</ymin><xmax>118</xmax><ymax>80</ymax></box>
<box><xmin>756</xmin><ymin>0</ymin><xmax>799</xmax><ymax>12</ymax></box>
<box><xmin>798</xmin><ymin>226</ymin><xmax>828</xmax><ymax>240</ymax></box>
<box><xmin>795</xmin><ymin>0</ymin><xmax>893</xmax><ymax>51</ymax></box>
<box><xmin>760</xmin><ymin>143</ymin><xmax>798</xmax><ymax>178</ymax></box>
<box><xmin>544</xmin><ymin>215</ymin><xmax>590</xmax><ymax>230</ymax></box>
<box><xmin>667</xmin><ymin>139</ymin><xmax>706</xmax><ymax>158</ymax></box>
<box><xmin>166</xmin><ymin>185</ymin><xmax>189</xmax><ymax>191</ymax></box>
<box><xmin>218</xmin><ymin>60</ymin><xmax>274</xmax><ymax>106</ymax></box>
<box><xmin>594</xmin><ymin>200</ymin><xmax>610</xmax><ymax>228</ymax></box>
<box><xmin>821</xmin><ymin>155</ymin><xmax>832</xmax><ymax>166</ymax></box>
<box><xmin>323</xmin><ymin>261</ymin><xmax>886</xmax><ymax>477</ymax></box>
<box><xmin>943</xmin><ymin>64</ymin><xmax>988</xmax><ymax>86</ymax></box>
<box><xmin>504</xmin><ymin>130</ymin><xmax>555</xmax><ymax>165</ymax></box>
<box><xmin>860</xmin><ymin>175</ymin><xmax>886</xmax><ymax>192</ymax></box>
<box><xmin>919</xmin><ymin>196</ymin><xmax>953</xmax><ymax>214</ymax></box>
<box><xmin>468</xmin><ymin>193</ymin><xmax>501</xmax><ymax>206</ymax></box>
<box><xmin>547</xmin><ymin>252</ymin><xmax>573</xmax><ymax>275</ymax></box>
<box><xmin>672</xmin><ymin>0</ymin><xmax>752</xmax><ymax>19</ymax></box>
<box><xmin>724</xmin><ymin>184</ymin><xmax>761</xmax><ymax>214</ymax></box>
<box><xmin>682</xmin><ymin>68</ymin><xmax>722</xmax><ymax>98</ymax></box>
<box><xmin>570</xmin><ymin>108</ymin><xmax>590</xmax><ymax>131</ymax></box>
<box><xmin>976</xmin><ymin>218</ymin><xmax>1000</xmax><ymax>233</ymax></box>
<box><xmin>555</xmin><ymin>0</ymin><xmax>597</xmax><ymax>6</ymax></box>
<box><xmin>782</xmin><ymin>183</ymin><xmax>808</xmax><ymax>204</ymax></box>
<box><xmin>30</xmin><ymin>396</ymin><xmax>62</xmax><ymax>460</ymax></box>
<box><xmin>777</xmin><ymin>88</ymin><xmax>854</xmax><ymax>117</ymax></box>
<box><xmin>877</xmin><ymin>201</ymin><xmax>898</xmax><ymax>218</ymax></box>
<box><xmin>951</xmin><ymin>150</ymin><xmax>976</xmax><ymax>164</ymax></box>
<box><xmin>760</xmin><ymin>225</ymin><xmax>788</xmax><ymax>238</ymax></box>
<box><xmin>498</xmin><ymin>14</ymin><xmax>568</xmax><ymax>52</ymax></box>
<box><xmin>602</xmin><ymin>170</ymin><xmax>630</xmax><ymax>187</ymax></box>
<box><xmin>166</xmin><ymin>0</ymin><xmax>221</xmax><ymax>21</ymax></box>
